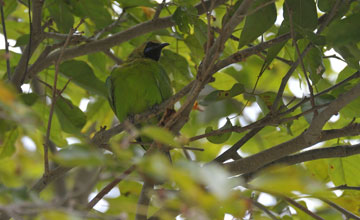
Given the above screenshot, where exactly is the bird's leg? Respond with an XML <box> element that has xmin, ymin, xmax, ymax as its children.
<box><xmin>127</xmin><ymin>114</ymin><xmax>136</xmax><ymax>124</ymax></box>
<box><xmin>159</xmin><ymin>108</ymin><xmax>176</xmax><ymax>126</ymax></box>
<box><xmin>149</xmin><ymin>103</ymin><xmax>160</xmax><ymax>115</ymax></box>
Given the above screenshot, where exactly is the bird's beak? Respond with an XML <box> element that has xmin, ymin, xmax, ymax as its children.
<box><xmin>160</xmin><ymin>43</ymin><xmax>170</xmax><ymax>48</ymax></box>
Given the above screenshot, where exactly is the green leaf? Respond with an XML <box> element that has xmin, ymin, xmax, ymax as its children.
<box><xmin>141</xmin><ymin>126</ymin><xmax>180</xmax><ymax>148</ymax></box>
<box><xmin>238</xmin><ymin>0</ymin><xmax>277</xmax><ymax>48</ymax></box>
<box><xmin>194</xmin><ymin>19</ymin><xmax>208</xmax><ymax>46</ymax></box>
<box><xmin>3</xmin><ymin>0</ymin><xmax>18</xmax><ymax>18</ymax></box>
<box><xmin>70</xmin><ymin>0</ymin><xmax>112</xmax><ymax>29</ymax></box>
<box><xmin>229</xmin><ymin>83</ymin><xmax>245</xmax><ymax>97</ymax></box>
<box><xmin>261</xmin><ymin>21</ymin><xmax>290</xmax><ymax>73</ymax></box>
<box><xmin>54</xmin><ymin>98</ymin><xmax>86</xmax><ymax>134</ymax></box>
<box><xmin>305</xmin><ymin>160</ymin><xmax>329</xmax><ymax>182</ymax></box>
<box><xmin>184</xmin><ymin>34</ymin><xmax>204</xmax><ymax>62</ymax></box>
<box><xmin>0</xmin><ymin>185</ymin><xmax>29</xmax><ymax>201</ymax></box>
<box><xmin>59</xmin><ymin>60</ymin><xmax>107</xmax><ymax>97</ymax></box>
<box><xmin>334</xmin><ymin>67</ymin><xmax>360</xmax><ymax>118</ymax></box>
<box><xmin>256</xmin><ymin>91</ymin><xmax>279</xmax><ymax>114</ymax></box>
<box><xmin>326</xmin><ymin>13</ymin><xmax>360</xmax><ymax>47</ymax></box>
<box><xmin>318</xmin><ymin>0</ymin><xmax>337</xmax><ymax>12</ymax></box>
<box><xmin>32</xmin><ymin>101</ymin><xmax>67</xmax><ymax>147</ymax></box>
<box><xmin>339</xmin><ymin>95</ymin><xmax>360</xmax><ymax>119</ymax></box>
<box><xmin>19</xmin><ymin>93</ymin><xmax>38</xmax><ymax>106</ymax></box>
<box><xmin>0</xmin><ymin>128</ymin><xmax>19</xmax><ymax>159</ymax></box>
<box><xmin>303</xmin><ymin>45</ymin><xmax>325</xmax><ymax>85</ymax></box>
<box><xmin>328</xmin><ymin>155</ymin><xmax>360</xmax><ymax>186</ymax></box>
<box><xmin>205</xmin><ymin>118</ymin><xmax>232</xmax><ymax>144</ymax></box>
<box><xmin>46</xmin><ymin>0</ymin><xmax>74</xmax><ymax>33</ymax></box>
<box><xmin>115</xmin><ymin>0</ymin><xmax>155</xmax><ymax>7</ymax></box>
<box><xmin>174</xmin><ymin>0</ymin><xmax>199</xmax><ymax>5</ymax></box>
<box><xmin>172</xmin><ymin>5</ymin><xmax>198</xmax><ymax>34</ymax></box>
<box><xmin>204</xmin><ymin>90</ymin><xmax>230</xmax><ymax>103</ymax></box>
<box><xmin>88</xmin><ymin>52</ymin><xmax>107</xmax><ymax>72</ymax></box>
<box><xmin>283</xmin><ymin>0</ymin><xmax>318</xmax><ymax>31</ymax></box>
<box><xmin>204</xmin><ymin>83</ymin><xmax>245</xmax><ymax>103</ymax></box>
<box><xmin>14</xmin><ymin>34</ymin><xmax>30</xmax><ymax>47</ymax></box>
<box><xmin>300</xmin><ymin>29</ymin><xmax>326</xmax><ymax>46</ymax></box>
<box><xmin>334</xmin><ymin>44</ymin><xmax>360</xmax><ymax>69</ymax></box>
<box><xmin>318</xmin><ymin>0</ymin><xmax>350</xmax><ymax>16</ymax></box>
<box><xmin>300</xmin><ymin>94</ymin><xmax>335</xmax><ymax>124</ymax></box>
<box><xmin>252</xmin><ymin>166</ymin><xmax>327</xmax><ymax>195</ymax></box>
<box><xmin>221</xmin><ymin>0</ymin><xmax>243</xmax><ymax>27</ymax></box>
<box><xmin>335</xmin><ymin>66</ymin><xmax>358</xmax><ymax>84</ymax></box>
<box><xmin>84</xmin><ymin>2</ymin><xmax>112</xmax><ymax>29</ymax></box>
<box><xmin>54</xmin><ymin>144</ymin><xmax>104</xmax><ymax>166</ymax></box>
<box><xmin>160</xmin><ymin>50</ymin><xmax>192</xmax><ymax>83</ymax></box>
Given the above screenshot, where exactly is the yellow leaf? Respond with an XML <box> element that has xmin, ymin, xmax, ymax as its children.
<box><xmin>140</xmin><ymin>6</ymin><xmax>155</xmax><ymax>19</ymax></box>
<box><xmin>0</xmin><ymin>81</ymin><xmax>16</xmax><ymax>105</ymax></box>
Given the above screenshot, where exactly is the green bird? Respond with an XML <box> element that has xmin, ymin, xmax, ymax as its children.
<box><xmin>106</xmin><ymin>41</ymin><xmax>172</xmax><ymax>131</ymax></box>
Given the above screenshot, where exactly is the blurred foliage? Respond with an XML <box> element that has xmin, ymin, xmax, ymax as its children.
<box><xmin>1</xmin><ymin>0</ymin><xmax>360</xmax><ymax>219</ymax></box>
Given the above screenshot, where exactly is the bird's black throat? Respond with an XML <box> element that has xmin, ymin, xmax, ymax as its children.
<box><xmin>143</xmin><ymin>42</ymin><xmax>169</xmax><ymax>61</ymax></box>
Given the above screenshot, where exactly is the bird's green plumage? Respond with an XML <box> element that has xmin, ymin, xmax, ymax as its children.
<box><xmin>106</xmin><ymin>42</ymin><xmax>172</xmax><ymax>123</ymax></box>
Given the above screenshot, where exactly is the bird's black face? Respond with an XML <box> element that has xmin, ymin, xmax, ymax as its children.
<box><xmin>143</xmin><ymin>42</ymin><xmax>169</xmax><ymax>61</ymax></box>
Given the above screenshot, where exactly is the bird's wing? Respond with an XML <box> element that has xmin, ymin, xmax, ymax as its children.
<box><xmin>109</xmin><ymin>59</ymin><xmax>171</xmax><ymax>122</ymax></box>
<box><xmin>153</xmin><ymin>65</ymin><xmax>173</xmax><ymax>101</ymax></box>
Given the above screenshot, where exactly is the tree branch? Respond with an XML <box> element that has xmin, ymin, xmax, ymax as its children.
<box><xmin>32</xmin><ymin>0</ymin><xmax>44</xmax><ymax>35</ymax></box>
<box><xmin>20</xmin><ymin>0</ymin><xmax>228</xmax><ymax>88</ymax></box>
<box><xmin>30</xmin><ymin>78</ymin><xmax>195</xmax><ymax>194</ymax></box>
<box><xmin>31</xmin><ymin>166</ymin><xmax>72</xmax><ymax>193</ymax></box>
<box><xmin>10</xmin><ymin>0</ymin><xmax>45</xmax><ymax>89</ymax></box>
<box><xmin>224</xmin><ymin>82</ymin><xmax>360</xmax><ymax>175</ymax></box>
<box><xmin>214</xmin><ymin>33</ymin><xmax>291</xmax><ymax>71</ymax></box>
<box><xmin>135</xmin><ymin>181</ymin><xmax>154</xmax><ymax>220</ymax></box>
<box><xmin>243</xmin><ymin>143</ymin><xmax>360</xmax><ymax>181</ymax></box>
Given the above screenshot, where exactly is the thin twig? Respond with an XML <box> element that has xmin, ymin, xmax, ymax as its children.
<box><xmin>152</xmin><ymin>0</ymin><xmax>166</xmax><ymax>20</ymax></box>
<box><xmin>323</xmin><ymin>54</ymin><xmax>346</xmax><ymax>62</ymax></box>
<box><xmin>322</xmin><ymin>199</ymin><xmax>360</xmax><ymax>220</ymax></box>
<box><xmin>87</xmin><ymin>165</ymin><xmax>136</xmax><ymax>210</ymax></box>
<box><xmin>164</xmin><ymin>0</ymin><xmax>254</xmax><ymax>133</ymax></box>
<box><xmin>36</xmin><ymin>78</ymin><xmax>73</xmax><ymax>106</ymax></box>
<box><xmin>103</xmin><ymin>49</ymin><xmax>123</xmax><ymax>65</ymax></box>
<box><xmin>129</xmin><ymin>142</ymin><xmax>204</xmax><ymax>151</ymax></box>
<box><xmin>0</xmin><ymin>3</ymin><xmax>11</xmax><ymax>80</ymax></box>
<box><xmin>92</xmin><ymin>10</ymin><xmax>126</xmax><ymax>40</ymax></box>
<box><xmin>44</xmin><ymin>21</ymin><xmax>83</xmax><ymax>176</ymax></box>
<box><xmin>283</xmin><ymin>196</ymin><xmax>325</xmax><ymax>220</ymax></box>
<box><xmin>316</xmin><ymin>0</ymin><xmax>342</xmax><ymax>34</ymax></box>
<box><xmin>251</xmin><ymin>199</ymin><xmax>280</xmax><ymax>220</ymax></box>
<box><xmin>330</xmin><ymin>184</ymin><xmax>360</xmax><ymax>191</ymax></box>
<box><xmin>20</xmin><ymin>0</ymin><xmax>33</xmax><ymax>85</ymax></box>
<box><xmin>247</xmin><ymin>185</ymin><xmax>325</xmax><ymax>220</ymax></box>
<box><xmin>279</xmin><ymin>70</ymin><xmax>360</xmax><ymax>116</ymax></box>
<box><xmin>212</xmin><ymin>127</ymin><xmax>263</xmax><ymax>163</ymax></box>
<box><xmin>270</xmin><ymin>2</ymin><xmax>339</xmax><ymax>113</ymax></box>
<box><xmin>20</xmin><ymin>0</ymin><xmax>227</xmax><ymax>87</ymax></box>
<box><xmin>286</xmin><ymin>3</ymin><xmax>316</xmax><ymax>117</ymax></box>
<box><xmin>202</xmin><ymin>0</ymin><xmax>212</xmax><ymax>55</ymax></box>
<box><xmin>213</xmin><ymin>27</ymin><xmax>293</xmax><ymax>66</ymax></box>
<box><xmin>189</xmin><ymin>101</ymin><xmax>326</xmax><ymax>143</ymax></box>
